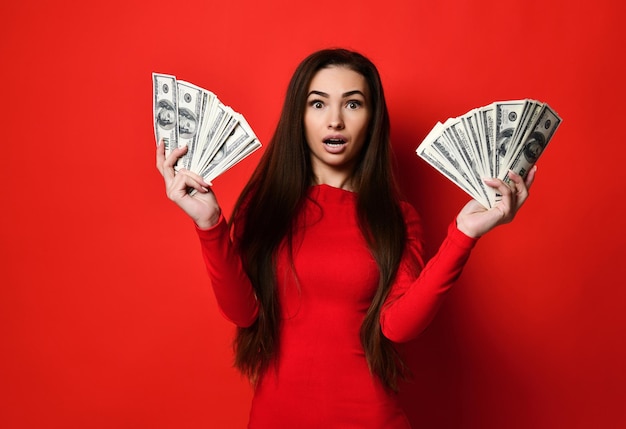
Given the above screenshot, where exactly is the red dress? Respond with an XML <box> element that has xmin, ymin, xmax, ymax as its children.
<box><xmin>197</xmin><ymin>184</ymin><xmax>477</xmax><ymax>428</ymax></box>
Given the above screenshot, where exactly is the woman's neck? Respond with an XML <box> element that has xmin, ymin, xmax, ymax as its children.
<box><xmin>312</xmin><ymin>172</ymin><xmax>355</xmax><ymax>192</ymax></box>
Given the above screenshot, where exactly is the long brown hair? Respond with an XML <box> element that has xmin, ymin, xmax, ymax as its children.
<box><xmin>229</xmin><ymin>48</ymin><xmax>408</xmax><ymax>390</ymax></box>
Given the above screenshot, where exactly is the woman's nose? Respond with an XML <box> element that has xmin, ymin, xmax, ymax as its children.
<box><xmin>328</xmin><ymin>107</ymin><xmax>344</xmax><ymax>129</ymax></box>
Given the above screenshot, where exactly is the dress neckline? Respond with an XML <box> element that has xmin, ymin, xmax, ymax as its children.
<box><xmin>308</xmin><ymin>184</ymin><xmax>357</xmax><ymax>203</ymax></box>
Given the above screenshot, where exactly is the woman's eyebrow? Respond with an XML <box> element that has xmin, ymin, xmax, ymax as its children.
<box><xmin>308</xmin><ymin>90</ymin><xmax>329</xmax><ymax>98</ymax></box>
<box><xmin>307</xmin><ymin>90</ymin><xmax>365</xmax><ymax>98</ymax></box>
<box><xmin>342</xmin><ymin>90</ymin><xmax>365</xmax><ymax>98</ymax></box>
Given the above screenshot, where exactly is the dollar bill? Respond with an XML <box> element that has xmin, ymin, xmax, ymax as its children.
<box><xmin>201</xmin><ymin>113</ymin><xmax>259</xmax><ymax>182</ymax></box>
<box><xmin>442</xmin><ymin>117</ymin><xmax>491</xmax><ymax>204</ymax></box>
<box><xmin>193</xmin><ymin>103</ymin><xmax>239</xmax><ymax>175</ymax></box>
<box><xmin>462</xmin><ymin>110</ymin><xmax>486</xmax><ymax>176</ymax></box>
<box><xmin>176</xmin><ymin>80</ymin><xmax>208</xmax><ymax>170</ymax></box>
<box><xmin>479</xmin><ymin>103</ymin><xmax>496</xmax><ymax>181</ymax></box>
<box><xmin>152</xmin><ymin>73</ymin><xmax>178</xmax><ymax>156</ymax></box>
<box><xmin>189</xmin><ymin>89</ymin><xmax>217</xmax><ymax>172</ymax></box>
<box><xmin>494</xmin><ymin>100</ymin><xmax>529</xmax><ymax>178</ymax></box>
<box><xmin>503</xmin><ymin>104</ymin><xmax>562</xmax><ymax>183</ymax></box>
<box><xmin>416</xmin><ymin>123</ymin><xmax>490</xmax><ymax>208</ymax></box>
<box><xmin>502</xmin><ymin>100</ymin><xmax>544</xmax><ymax>172</ymax></box>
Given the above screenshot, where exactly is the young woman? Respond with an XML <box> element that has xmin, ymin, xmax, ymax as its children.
<box><xmin>156</xmin><ymin>48</ymin><xmax>535</xmax><ymax>428</ymax></box>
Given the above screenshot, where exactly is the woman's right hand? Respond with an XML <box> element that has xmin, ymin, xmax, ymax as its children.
<box><xmin>156</xmin><ymin>140</ymin><xmax>221</xmax><ymax>230</ymax></box>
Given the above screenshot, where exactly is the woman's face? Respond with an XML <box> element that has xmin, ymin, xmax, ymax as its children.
<box><xmin>304</xmin><ymin>66</ymin><xmax>371</xmax><ymax>185</ymax></box>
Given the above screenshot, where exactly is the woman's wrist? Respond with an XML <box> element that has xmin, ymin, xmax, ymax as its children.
<box><xmin>195</xmin><ymin>211</ymin><xmax>221</xmax><ymax>230</ymax></box>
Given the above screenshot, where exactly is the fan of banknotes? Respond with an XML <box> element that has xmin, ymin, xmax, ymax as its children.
<box><xmin>152</xmin><ymin>73</ymin><xmax>261</xmax><ymax>183</ymax></box>
<box><xmin>416</xmin><ymin>99</ymin><xmax>562</xmax><ymax>208</ymax></box>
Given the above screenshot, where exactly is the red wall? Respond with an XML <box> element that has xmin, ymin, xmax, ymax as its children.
<box><xmin>2</xmin><ymin>1</ymin><xmax>624</xmax><ymax>428</ymax></box>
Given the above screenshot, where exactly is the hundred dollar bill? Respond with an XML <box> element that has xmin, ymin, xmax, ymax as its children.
<box><xmin>211</xmin><ymin>137</ymin><xmax>262</xmax><ymax>180</ymax></box>
<box><xmin>194</xmin><ymin>103</ymin><xmax>238</xmax><ymax>175</ymax></box>
<box><xmin>502</xmin><ymin>100</ymin><xmax>544</xmax><ymax>172</ymax></box>
<box><xmin>479</xmin><ymin>103</ymin><xmax>496</xmax><ymax>182</ymax></box>
<box><xmin>189</xmin><ymin>89</ymin><xmax>217</xmax><ymax>172</ymax></box>
<box><xmin>511</xmin><ymin>100</ymin><xmax>542</xmax><ymax>145</ymax></box>
<box><xmin>463</xmin><ymin>109</ymin><xmax>498</xmax><ymax>205</ymax></box>
<box><xmin>494</xmin><ymin>100</ymin><xmax>527</xmax><ymax>177</ymax></box>
<box><xmin>201</xmin><ymin>113</ymin><xmax>260</xmax><ymax>182</ymax></box>
<box><xmin>503</xmin><ymin>103</ymin><xmax>562</xmax><ymax>183</ymax></box>
<box><xmin>442</xmin><ymin>118</ymin><xmax>491</xmax><ymax>204</ymax></box>
<box><xmin>416</xmin><ymin>123</ymin><xmax>490</xmax><ymax>207</ymax></box>
<box><xmin>209</xmin><ymin>108</ymin><xmax>240</xmax><ymax>161</ymax></box>
<box><xmin>176</xmin><ymin>80</ymin><xmax>208</xmax><ymax>170</ymax></box>
<box><xmin>152</xmin><ymin>73</ymin><xmax>178</xmax><ymax>156</ymax></box>
<box><xmin>461</xmin><ymin>111</ymin><xmax>487</xmax><ymax>178</ymax></box>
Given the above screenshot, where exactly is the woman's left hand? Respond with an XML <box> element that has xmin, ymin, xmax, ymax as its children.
<box><xmin>455</xmin><ymin>166</ymin><xmax>537</xmax><ymax>238</ymax></box>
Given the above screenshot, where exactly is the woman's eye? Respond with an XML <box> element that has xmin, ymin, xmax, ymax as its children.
<box><xmin>347</xmin><ymin>101</ymin><xmax>362</xmax><ymax>109</ymax></box>
<box><xmin>310</xmin><ymin>100</ymin><xmax>324</xmax><ymax>109</ymax></box>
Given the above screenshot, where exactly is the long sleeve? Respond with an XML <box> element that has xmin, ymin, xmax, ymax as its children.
<box><xmin>379</xmin><ymin>204</ymin><xmax>478</xmax><ymax>343</ymax></box>
<box><xmin>195</xmin><ymin>215</ymin><xmax>259</xmax><ymax>327</ymax></box>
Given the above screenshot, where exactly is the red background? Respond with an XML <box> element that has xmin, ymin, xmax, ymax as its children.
<box><xmin>1</xmin><ymin>0</ymin><xmax>625</xmax><ymax>428</ymax></box>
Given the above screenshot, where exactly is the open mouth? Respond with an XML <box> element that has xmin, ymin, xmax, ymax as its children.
<box><xmin>323</xmin><ymin>138</ymin><xmax>346</xmax><ymax>146</ymax></box>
